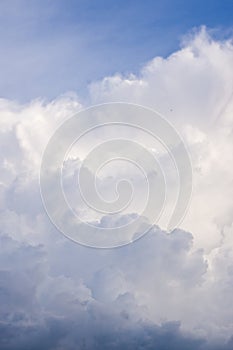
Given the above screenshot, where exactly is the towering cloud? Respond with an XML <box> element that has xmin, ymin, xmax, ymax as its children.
<box><xmin>0</xmin><ymin>28</ymin><xmax>233</xmax><ymax>349</ymax></box>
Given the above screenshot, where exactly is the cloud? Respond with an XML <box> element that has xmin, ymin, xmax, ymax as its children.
<box><xmin>0</xmin><ymin>231</ymin><xmax>232</xmax><ymax>350</ymax></box>
<box><xmin>0</xmin><ymin>28</ymin><xmax>233</xmax><ymax>348</ymax></box>
<box><xmin>89</xmin><ymin>27</ymin><xmax>233</xmax><ymax>251</ymax></box>
<box><xmin>0</xmin><ymin>232</ymin><xmax>207</xmax><ymax>350</ymax></box>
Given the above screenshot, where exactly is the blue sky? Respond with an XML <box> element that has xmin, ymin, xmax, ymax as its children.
<box><xmin>0</xmin><ymin>0</ymin><xmax>232</xmax><ymax>102</ymax></box>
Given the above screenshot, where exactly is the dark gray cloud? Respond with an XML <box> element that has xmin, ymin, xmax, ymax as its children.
<box><xmin>0</xmin><ymin>305</ymin><xmax>232</xmax><ymax>350</ymax></box>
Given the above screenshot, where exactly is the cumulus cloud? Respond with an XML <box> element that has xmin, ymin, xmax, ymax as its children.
<box><xmin>89</xmin><ymin>27</ymin><xmax>233</xmax><ymax>251</ymax></box>
<box><xmin>1</xmin><ymin>28</ymin><xmax>233</xmax><ymax>349</ymax></box>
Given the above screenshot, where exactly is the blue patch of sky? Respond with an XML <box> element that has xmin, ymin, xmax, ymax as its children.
<box><xmin>0</xmin><ymin>0</ymin><xmax>232</xmax><ymax>101</ymax></box>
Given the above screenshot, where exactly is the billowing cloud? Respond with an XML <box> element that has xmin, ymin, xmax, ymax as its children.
<box><xmin>1</xmin><ymin>28</ymin><xmax>233</xmax><ymax>349</ymax></box>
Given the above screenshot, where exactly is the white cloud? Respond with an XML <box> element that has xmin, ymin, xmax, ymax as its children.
<box><xmin>0</xmin><ymin>28</ymin><xmax>233</xmax><ymax>348</ymax></box>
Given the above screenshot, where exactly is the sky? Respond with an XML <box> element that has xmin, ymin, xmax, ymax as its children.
<box><xmin>1</xmin><ymin>1</ymin><xmax>233</xmax><ymax>350</ymax></box>
<box><xmin>0</xmin><ymin>0</ymin><xmax>233</xmax><ymax>101</ymax></box>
